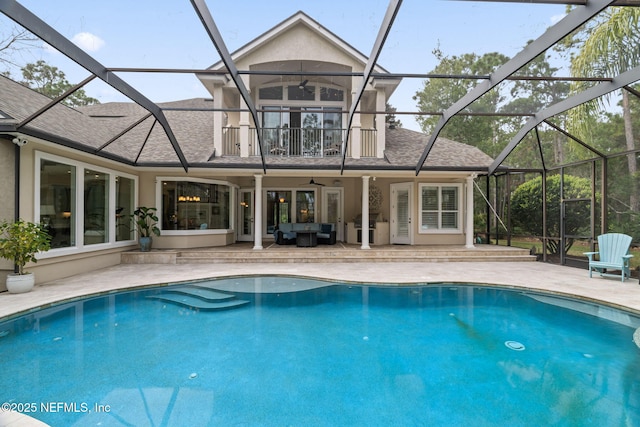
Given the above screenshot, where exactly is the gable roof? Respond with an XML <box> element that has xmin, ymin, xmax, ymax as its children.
<box><xmin>208</xmin><ymin>11</ymin><xmax>389</xmax><ymax>74</ymax></box>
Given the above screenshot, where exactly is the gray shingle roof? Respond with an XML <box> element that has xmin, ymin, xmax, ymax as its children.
<box><xmin>0</xmin><ymin>75</ymin><xmax>492</xmax><ymax>171</ymax></box>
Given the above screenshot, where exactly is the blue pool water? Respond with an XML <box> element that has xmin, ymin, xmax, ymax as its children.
<box><xmin>1</xmin><ymin>276</ymin><xmax>639</xmax><ymax>426</ymax></box>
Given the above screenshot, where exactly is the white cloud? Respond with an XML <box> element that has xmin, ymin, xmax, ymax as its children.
<box><xmin>42</xmin><ymin>41</ymin><xmax>58</xmax><ymax>54</ymax></box>
<box><xmin>550</xmin><ymin>14</ymin><xmax>566</xmax><ymax>25</ymax></box>
<box><xmin>71</xmin><ymin>32</ymin><xmax>105</xmax><ymax>52</ymax></box>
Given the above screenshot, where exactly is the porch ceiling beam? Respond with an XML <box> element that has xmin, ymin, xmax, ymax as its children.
<box><xmin>190</xmin><ymin>0</ymin><xmax>266</xmax><ymax>173</ymax></box>
<box><xmin>0</xmin><ymin>0</ymin><xmax>190</xmax><ymax>172</ymax></box>
<box><xmin>415</xmin><ymin>0</ymin><xmax>614</xmax><ymax>175</ymax></box>
<box><xmin>489</xmin><ymin>64</ymin><xmax>640</xmax><ymax>174</ymax></box>
<box><xmin>341</xmin><ymin>0</ymin><xmax>403</xmax><ymax>173</ymax></box>
<box><xmin>17</xmin><ymin>74</ymin><xmax>97</xmax><ymax>129</ymax></box>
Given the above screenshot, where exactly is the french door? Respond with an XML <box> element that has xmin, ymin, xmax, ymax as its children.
<box><xmin>237</xmin><ymin>189</ymin><xmax>254</xmax><ymax>242</ymax></box>
<box><xmin>322</xmin><ymin>187</ymin><xmax>344</xmax><ymax>241</ymax></box>
<box><xmin>391</xmin><ymin>183</ymin><xmax>413</xmax><ymax>244</ymax></box>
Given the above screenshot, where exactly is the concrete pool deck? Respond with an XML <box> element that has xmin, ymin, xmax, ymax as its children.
<box><xmin>2</xmin><ymin>260</ymin><xmax>640</xmax><ymax>427</ymax></box>
<box><xmin>2</xmin><ymin>261</ymin><xmax>640</xmax><ymax>320</ymax></box>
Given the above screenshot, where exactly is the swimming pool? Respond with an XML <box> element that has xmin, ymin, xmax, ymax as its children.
<box><xmin>1</xmin><ymin>276</ymin><xmax>639</xmax><ymax>426</ymax></box>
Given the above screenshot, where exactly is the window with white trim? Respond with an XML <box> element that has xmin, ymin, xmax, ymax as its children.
<box><xmin>36</xmin><ymin>152</ymin><xmax>137</xmax><ymax>252</ymax></box>
<box><xmin>419</xmin><ymin>184</ymin><xmax>462</xmax><ymax>232</ymax></box>
<box><xmin>160</xmin><ymin>179</ymin><xmax>232</xmax><ymax>231</ymax></box>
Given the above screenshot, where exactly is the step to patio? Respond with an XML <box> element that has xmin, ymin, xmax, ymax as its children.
<box><xmin>174</xmin><ymin>245</ymin><xmax>536</xmax><ymax>264</ymax></box>
<box><xmin>147</xmin><ymin>285</ymin><xmax>250</xmax><ymax>311</ymax></box>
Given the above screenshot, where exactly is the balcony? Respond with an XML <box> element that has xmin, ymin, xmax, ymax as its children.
<box><xmin>221</xmin><ymin>127</ymin><xmax>377</xmax><ymax>158</ymax></box>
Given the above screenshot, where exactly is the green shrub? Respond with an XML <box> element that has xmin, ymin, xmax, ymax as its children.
<box><xmin>0</xmin><ymin>219</ymin><xmax>52</xmax><ymax>275</ymax></box>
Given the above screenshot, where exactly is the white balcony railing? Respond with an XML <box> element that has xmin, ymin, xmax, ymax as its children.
<box><xmin>222</xmin><ymin>127</ymin><xmax>376</xmax><ymax>158</ymax></box>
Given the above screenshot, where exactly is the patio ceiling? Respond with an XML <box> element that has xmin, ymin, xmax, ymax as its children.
<box><xmin>0</xmin><ymin>0</ymin><xmax>639</xmax><ymax>175</ymax></box>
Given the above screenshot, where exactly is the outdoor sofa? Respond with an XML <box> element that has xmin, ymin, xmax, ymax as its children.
<box><xmin>274</xmin><ymin>222</ymin><xmax>336</xmax><ymax>245</ymax></box>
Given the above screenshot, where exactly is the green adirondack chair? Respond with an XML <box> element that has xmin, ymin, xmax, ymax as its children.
<box><xmin>583</xmin><ymin>233</ymin><xmax>634</xmax><ymax>282</ymax></box>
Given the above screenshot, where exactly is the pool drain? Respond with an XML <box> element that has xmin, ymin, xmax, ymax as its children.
<box><xmin>505</xmin><ymin>340</ymin><xmax>525</xmax><ymax>351</ymax></box>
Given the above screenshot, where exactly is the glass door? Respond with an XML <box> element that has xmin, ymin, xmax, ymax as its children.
<box><xmin>302</xmin><ymin>108</ymin><xmax>321</xmax><ymax>156</ymax></box>
<box><xmin>391</xmin><ymin>183</ymin><xmax>413</xmax><ymax>244</ymax></box>
<box><xmin>238</xmin><ymin>189</ymin><xmax>253</xmax><ymax>242</ymax></box>
<box><xmin>322</xmin><ymin>187</ymin><xmax>344</xmax><ymax>241</ymax></box>
<box><xmin>323</xmin><ymin>108</ymin><xmax>342</xmax><ymax>156</ymax></box>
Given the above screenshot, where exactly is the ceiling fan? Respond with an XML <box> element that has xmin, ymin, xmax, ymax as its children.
<box><xmin>297</xmin><ymin>61</ymin><xmax>313</xmax><ymax>94</ymax></box>
<box><xmin>297</xmin><ymin>78</ymin><xmax>313</xmax><ymax>95</ymax></box>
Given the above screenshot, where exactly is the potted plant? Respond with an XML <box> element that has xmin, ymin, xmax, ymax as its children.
<box><xmin>131</xmin><ymin>207</ymin><xmax>161</xmax><ymax>252</ymax></box>
<box><xmin>0</xmin><ymin>218</ymin><xmax>51</xmax><ymax>293</ymax></box>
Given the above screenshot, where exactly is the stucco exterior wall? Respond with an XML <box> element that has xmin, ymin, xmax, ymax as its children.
<box><xmin>235</xmin><ymin>24</ymin><xmax>363</xmax><ymax>72</ymax></box>
<box><xmin>0</xmin><ymin>142</ymin><xmax>15</xmax><ymax>222</ymax></box>
<box><xmin>0</xmin><ymin>141</ymin><xmax>16</xmax><ymax>291</ymax></box>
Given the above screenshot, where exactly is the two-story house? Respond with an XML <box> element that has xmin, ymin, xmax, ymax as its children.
<box><xmin>0</xmin><ymin>11</ymin><xmax>493</xmax><ymax>285</ymax></box>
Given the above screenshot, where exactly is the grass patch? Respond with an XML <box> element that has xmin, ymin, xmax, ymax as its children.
<box><xmin>496</xmin><ymin>237</ymin><xmax>640</xmax><ymax>269</ymax></box>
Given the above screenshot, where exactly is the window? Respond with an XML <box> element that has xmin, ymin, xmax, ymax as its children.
<box><xmin>258</xmin><ymin>84</ymin><xmax>344</xmax><ymax>103</ymax></box>
<box><xmin>37</xmin><ymin>152</ymin><xmax>138</xmax><ymax>252</ymax></box>
<box><xmin>161</xmin><ymin>180</ymin><xmax>231</xmax><ymax>231</ymax></box>
<box><xmin>115</xmin><ymin>176</ymin><xmax>135</xmax><ymax>241</ymax></box>
<box><xmin>267</xmin><ymin>191</ymin><xmax>292</xmax><ymax>234</ymax></box>
<box><xmin>259</xmin><ymin>86</ymin><xmax>283</xmax><ymax>100</ymax></box>
<box><xmin>40</xmin><ymin>159</ymin><xmax>76</xmax><ymax>249</ymax></box>
<box><xmin>84</xmin><ymin>169</ymin><xmax>109</xmax><ymax>245</ymax></box>
<box><xmin>296</xmin><ymin>191</ymin><xmax>315</xmax><ymax>223</ymax></box>
<box><xmin>287</xmin><ymin>85</ymin><xmax>315</xmax><ymax>101</ymax></box>
<box><xmin>266</xmin><ymin>190</ymin><xmax>316</xmax><ymax>234</ymax></box>
<box><xmin>419</xmin><ymin>184</ymin><xmax>461</xmax><ymax>232</ymax></box>
<box><xmin>320</xmin><ymin>87</ymin><xmax>344</xmax><ymax>102</ymax></box>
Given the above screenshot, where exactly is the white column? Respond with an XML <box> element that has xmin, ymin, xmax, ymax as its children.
<box><xmin>213</xmin><ymin>85</ymin><xmax>224</xmax><ymax>157</ymax></box>
<box><xmin>253</xmin><ymin>174</ymin><xmax>263</xmax><ymax>250</ymax></box>
<box><xmin>361</xmin><ymin>175</ymin><xmax>371</xmax><ymax>250</ymax></box>
<box><xmin>350</xmin><ymin>84</ymin><xmax>362</xmax><ymax>159</ymax></box>
<box><xmin>239</xmin><ymin>99</ymin><xmax>251</xmax><ymax>158</ymax></box>
<box><xmin>376</xmin><ymin>87</ymin><xmax>386</xmax><ymax>158</ymax></box>
<box><xmin>465</xmin><ymin>174</ymin><xmax>476</xmax><ymax>249</ymax></box>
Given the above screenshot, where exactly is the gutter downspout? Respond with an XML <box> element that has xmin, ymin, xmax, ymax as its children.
<box><xmin>13</xmin><ymin>142</ymin><xmax>20</xmax><ymax>274</ymax></box>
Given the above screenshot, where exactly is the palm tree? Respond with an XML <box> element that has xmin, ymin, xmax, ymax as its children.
<box><xmin>569</xmin><ymin>7</ymin><xmax>640</xmax><ymax>209</ymax></box>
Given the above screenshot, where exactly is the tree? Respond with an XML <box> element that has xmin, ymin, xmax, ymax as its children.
<box><xmin>385</xmin><ymin>102</ymin><xmax>402</xmax><ymax>128</ymax></box>
<box><xmin>20</xmin><ymin>60</ymin><xmax>99</xmax><ymax>107</ymax></box>
<box><xmin>501</xmin><ymin>44</ymin><xmax>570</xmax><ymax>166</ymax></box>
<box><xmin>0</xmin><ymin>25</ymin><xmax>39</xmax><ymax>69</ymax></box>
<box><xmin>413</xmin><ymin>50</ymin><xmax>509</xmax><ymax>156</ymax></box>
<box><xmin>511</xmin><ymin>174</ymin><xmax>592</xmax><ymax>254</ymax></box>
<box><xmin>569</xmin><ymin>7</ymin><xmax>640</xmax><ymax>210</ymax></box>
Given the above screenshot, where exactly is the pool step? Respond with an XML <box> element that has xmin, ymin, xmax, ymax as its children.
<box><xmin>147</xmin><ymin>286</ymin><xmax>250</xmax><ymax>311</ymax></box>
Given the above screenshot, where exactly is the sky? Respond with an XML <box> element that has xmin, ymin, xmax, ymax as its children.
<box><xmin>2</xmin><ymin>1</ymin><xmax>568</xmax><ymax>131</ymax></box>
